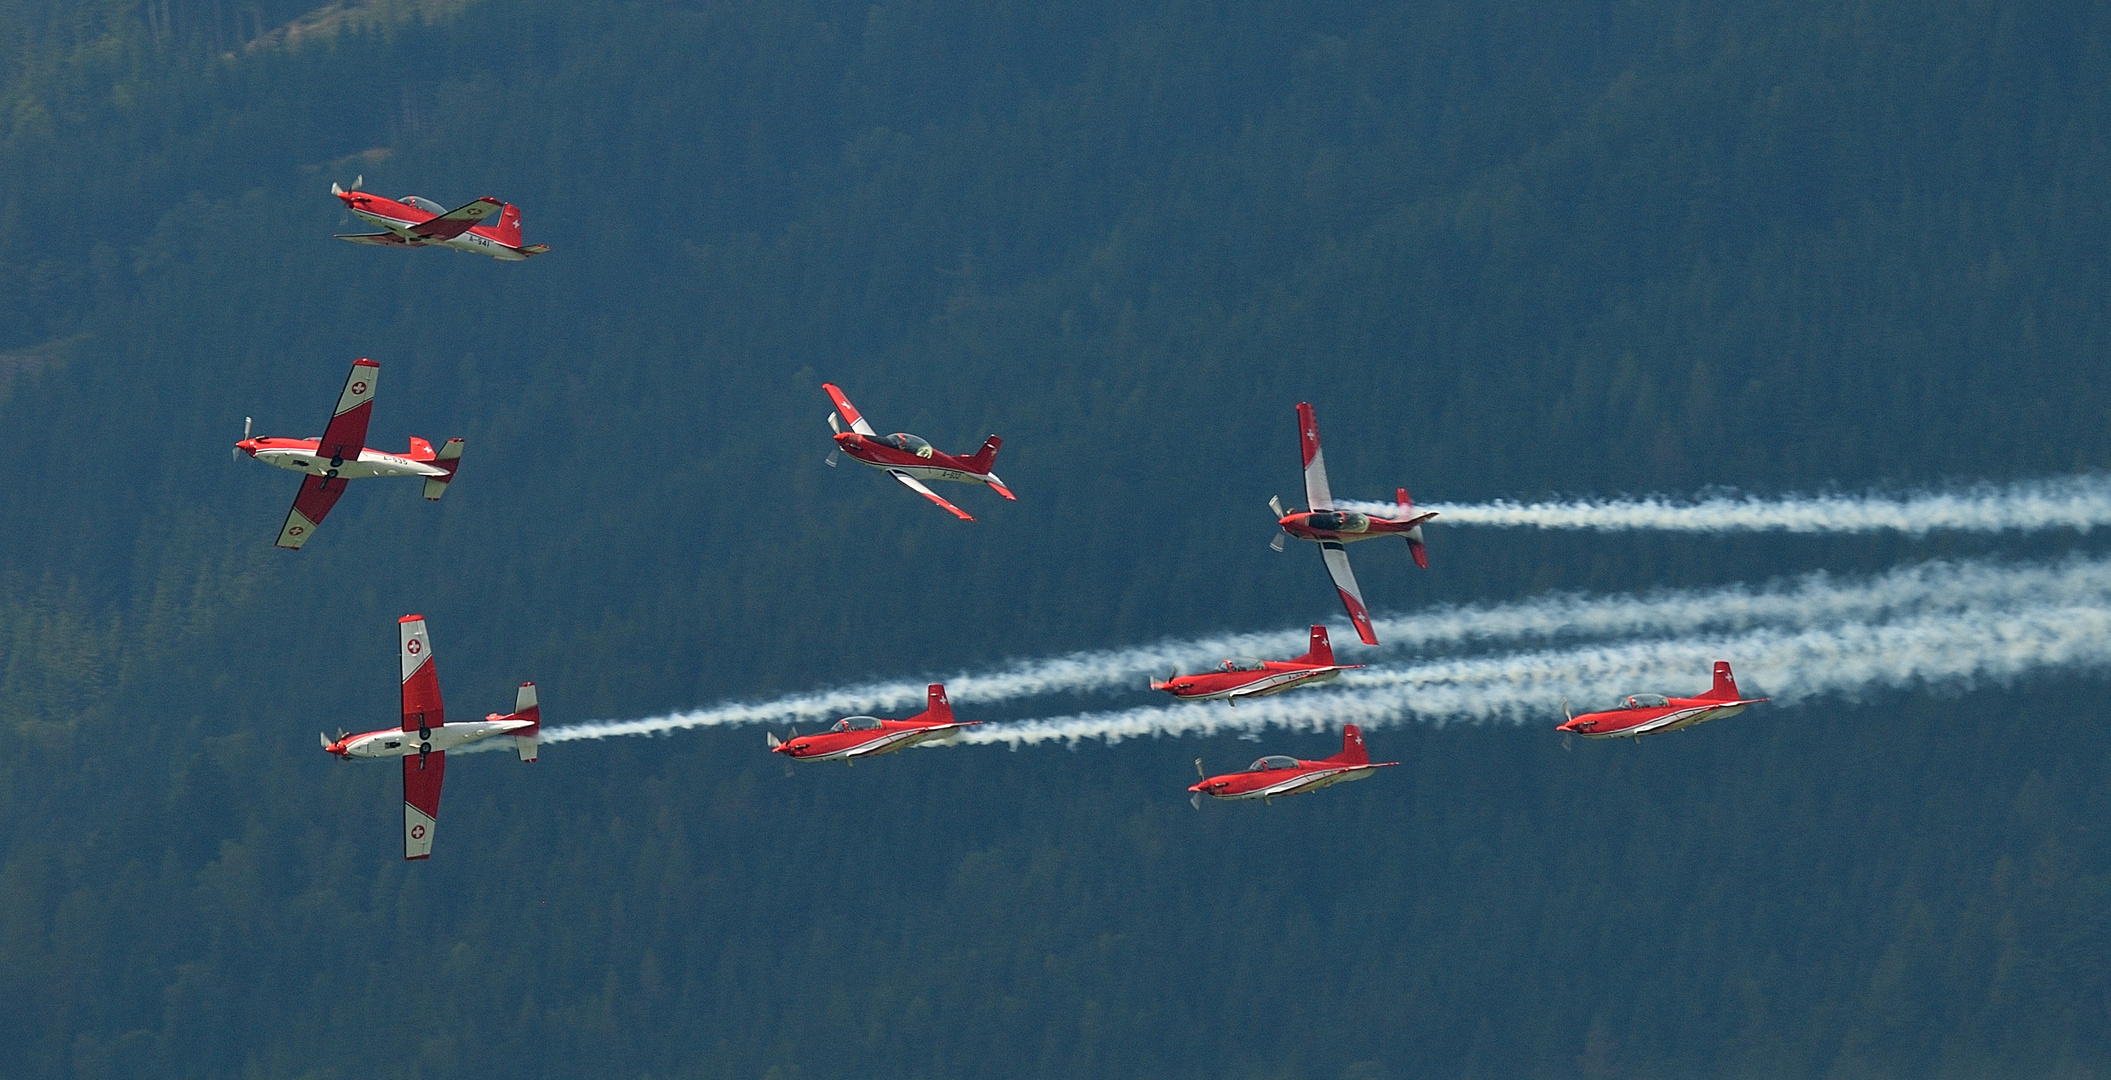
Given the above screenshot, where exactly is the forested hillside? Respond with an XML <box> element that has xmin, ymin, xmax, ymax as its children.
<box><xmin>2</xmin><ymin>0</ymin><xmax>2109</xmax><ymax>1076</ymax></box>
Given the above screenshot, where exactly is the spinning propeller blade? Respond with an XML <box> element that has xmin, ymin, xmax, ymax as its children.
<box><xmin>1269</xmin><ymin>533</ymin><xmax>1286</xmax><ymax>552</ymax></box>
<box><xmin>766</xmin><ymin>731</ymin><xmax>782</xmax><ymax>749</ymax></box>
<box><xmin>319</xmin><ymin>731</ymin><xmax>331</xmax><ymax>750</ymax></box>
<box><xmin>1269</xmin><ymin>495</ymin><xmax>1285</xmax><ymax>518</ymax></box>
<box><xmin>827</xmin><ymin>412</ymin><xmax>843</xmax><ymax>434</ymax></box>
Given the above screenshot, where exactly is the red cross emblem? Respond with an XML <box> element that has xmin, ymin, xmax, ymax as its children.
<box><xmin>350</xmin><ymin>381</ymin><xmax>368</xmax><ymax>395</ymax></box>
<box><xmin>410</xmin><ymin>824</ymin><xmax>426</xmax><ymax>840</ymax></box>
<box><xmin>407</xmin><ymin>639</ymin><xmax>422</xmax><ymax>655</ymax></box>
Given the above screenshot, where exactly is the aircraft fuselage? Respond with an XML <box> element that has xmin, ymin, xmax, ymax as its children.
<box><xmin>327</xmin><ymin>718</ymin><xmax>533</xmax><ymax>760</ymax></box>
<box><xmin>241</xmin><ymin>437</ymin><xmax>445</xmax><ymax>480</ymax></box>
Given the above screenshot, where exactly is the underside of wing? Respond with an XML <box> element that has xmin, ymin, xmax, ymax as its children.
<box><xmin>334</xmin><ymin>232</ymin><xmax>412</xmax><ymax>246</ymax></box>
<box><xmin>890</xmin><ymin>470</ymin><xmax>974</xmax><ymax>520</ymax></box>
<box><xmin>316</xmin><ymin>358</ymin><xmax>378</xmax><ymax>464</ymax></box>
<box><xmin>275</xmin><ymin>475</ymin><xmax>346</xmax><ymax>549</ymax></box>
<box><xmin>402</xmin><ymin>751</ymin><xmax>444</xmax><ymax>860</ymax></box>
<box><xmin>408</xmin><ymin>197</ymin><xmax>501</xmax><ymax>240</ymax></box>
<box><xmin>822</xmin><ymin>383</ymin><xmax>879</xmax><ymax>435</ymax></box>
<box><xmin>1296</xmin><ymin>402</ymin><xmax>1334</xmax><ymax>509</ymax></box>
<box><xmin>1318</xmin><ymin>541</ymin><xmax>1378</xmax><ymax>645</ymax></box>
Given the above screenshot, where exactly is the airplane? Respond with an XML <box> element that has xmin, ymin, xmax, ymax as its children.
<box><xmin>235</xmin><ymin>357</ymin><xmax>463</xmax><ymax>549</ymax></box>
<box><xmin>1187</xmin><ymin>724</ymin><xmax>1397</xmax><ymax>807</ymax></box>
<box><xmin>1556</xmin><ymin>661</ymin><xmax>1770</xmax><ymax>742</ymax></box>
<box><xmin>822</xmin><ymin>382</ymin><xmax>1014</xmax><ymax>520</ymax></box>
<box><xmin>1270</xmin><ymin>402</ymin><xmax>1437</xmax><ymax>646</ymax></box>
<box><xmin>330</xmin><ymin>176</ymin><xmax>549</xmax><ymax>260</ymax></box>
<box><xmin>1150</xmin><ymin>625</ymin><xmax>1365</xmax><ymax>703</ymax></box>
<box><xmin>767</xmin><ymin>684</ymin><xmax>980</xmax><ymax>763</ymax></box>
<box><xmin>320</xmin><ymin>615</ymin><xmax>540</xmax><ymax>860</ymax></box>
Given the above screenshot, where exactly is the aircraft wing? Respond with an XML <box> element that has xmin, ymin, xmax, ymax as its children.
<box><xmin>822</xmin><ymin>383</ymin><xmax>878</xmax><ymax>435</ymax></box>
<box><xmin>334</xmin><ymin>232</ymin><xmax>412</xmax><ymax>246</ymax></box>
<box><xmin>407</xmin><ymin>197</ymin><xmax>502</xmax><ymax>240</ymax></box>
<box><xmin>399</xmin><ymin>615</ymin><xmax>445</xmax><ymax>732</ymax></box>
<box><xmin>1295</xmin><ymin>402</ymin><xmax>1333</xmax><ymax>509</ymax></box>
<box><xmin>1318</xmin><ymin>541</ymin><xmax>1378</xmax><ymax>645</ymax></box>
<box><xmin>317</xmin><ymin>358</ymin><xmax>378</xmax><ymax>465</ymax></box>
<box><xmin>403</xmin><ymin>752</ymin><xmax>444</xmax><ymax>860</ymax></box>
<box><xmin>274</xmin><ymin>475</ymin><xmax>345</xmax><ymax>549</ymax></box>
<box><xmin>889</xmin><ymin>470</ymin><xmax>974</xmax><ymax>520</ymax></box>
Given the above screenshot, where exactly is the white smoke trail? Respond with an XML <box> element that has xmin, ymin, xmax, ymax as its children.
<box><xmin>1335</xmin><ymin>474</ymin><xmax>2111</xmax><ymax>534</ymax></box>
<box><xmin>955</xmin><ymin>602</ymin><xmax>2111</xmax><ymax>747</ymax></box>
<box><xmin>528</xmin><ymin>556</ymin><xmax>2111</xmax><ymax>748</ymax></box>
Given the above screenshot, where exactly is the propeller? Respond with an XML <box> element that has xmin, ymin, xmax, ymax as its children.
<box><xmin>1269</xmin><ymin>533</ymin><xmax>1286</xmax><ymax>553</ymax></box>
<box><xmin>1267</xmin><ymin>496</ymin><xmax>1288</xmax><ymax>551</ymax></box>
<box><xmin>234</xmin><ymin>416</ymin><xmax>251</xmax><ymax>461</ymax></box>
<box><xmin>1190</xmin><ymin>758</ymin><xmax>1206</xmax><ymax>809</ymax></box>
<box><xmin>1560</xmin><ymin>697</ymin><xmax>1573</xmax><ymax>751</ymax></box>
<box><xmin>766</xmin><ymin>731</ymin><xmax>781</xmax><ymax>749</ymax></box>
<box><xmin>825</xmin><ymin>413</ymin><xmax>843</xmax><ymax>465</ymax></box>
<box><xmin>353</xmin><ymin>174</ymin><xmax>363</xmax><ymax>191</ymax></box>
<box><xmin>319</xmin><ymin>731</ymin><xmax>331</xmax><ymax>750</ymax></box>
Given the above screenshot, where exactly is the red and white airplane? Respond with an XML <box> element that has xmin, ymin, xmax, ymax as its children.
<box><xmin>767</xmin><ymin>684</ymin><xmax>980</xmax><ymax>763</ymax></box>
<box><xmin>320</xmin><ymin>615</ymin><xmax>540</xmax><ymax>860</ymax></box>
<box><xmin>1271</xmin><ymin>402</ymin><xmax>1437</xmax><ymax>645</ymax></box>
<box><xmin>1150</xmin><ymin>625</ymin><xmax>1364</xmax><ymax>703</ymax></box>
<box><xmin>235</xmin><ymin>358</ymin><xmax>463</xmax><ymax>549</ymax></box>
<box><xmin>1556</xmin><ymin>661</ymin><xmax>1770</xmax><ymax>741</ymax></box>
<box><xmin>822</xmin><ymin>382</ymin><xmax>1014</xmax><ymax>520</ymax></box>
<box><xmin>331</xmin><ymin>177</ymin><xmax>549</xmax><ymax>260</ymax></box>
<box><xmin>1187</xmin><ymin>725</ymin><xmax>1397</xmax><ymax>807</ymax></box>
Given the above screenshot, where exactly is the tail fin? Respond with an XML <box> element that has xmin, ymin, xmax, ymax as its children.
<box><xmin>511</xmin><ymin>682</ymin><xmax>539</xmax><ymax>762</ymax></box>
<box><xmin>922</xmin><ymin>683</ymin><xmax>954</xmax><ymax>724</ymax></box>
<box><xmin>492</xmin><ymin>203</ymin><xmax>524</xmax><ymax>248</ymax></box>
<box><xmin>1331</xmin><ymin>725</ymin><xmax>1371</xmax><ymax>765</ymax></box>
<box><xmin>1703</xmin><ymin>661</ymin><xmax>1741</xmax><ymax>701</ymax></box>
<box><xmin>1399</xmin><ymin>488</ymin><xmax>1429</xmax><ymax>569</ymax></box>
<box><xmin>406</xmin><ymin>436</ymin><xmax>436</xmax><ymax>462</ymax></box>
<box><xmin>1295</xmin><ymin>625</ymin><xmax>1335</xmax><ymax>666</ymax></box>
<box><xmin>423</xmin><ymin>438</ymin><xmax>464</xmax><ymax>500</ymax></box>
<box><xmin>967</xmin><ymin>435</ymin><xmax>1002</xmax><ymax>474</ymax></box>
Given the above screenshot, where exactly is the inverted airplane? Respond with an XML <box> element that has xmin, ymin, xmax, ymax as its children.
<box><xmin>822</xmin><ymin>382</ymin><xmax>1014</xmax><ymax>520</ymax></box>
<box><xmin>1556</xmin><ymin>661</ymin><xmax>1770</xmax><ymax>741</ymax></box>
<box><xmin>1270</xmin><ymin>402</ymin><xmax>1437</xmax><ymax>645</ymax></box>
<box><xmin>330</xmin><ymin>176</ymin><xmax>549</xmax><ymax>260</ymax></box>
<box><xmin>321</xmin><ymin>615</ymin><xmax>540</xmax><ymax>860</ymax></box>
<box><xmin>1151</xmin><ymin>625</ymin><xmax>1364</xmax><ymax>703</ymax></box>
<box><xmin>1188</xmin><ymin>725</ymin><xmax>1397</xmax><ymax>807</ymax></box>
<box><xmin>235</xmin><ymin>357</ymin><xmax>462</xmax><ymax>549</ymax></box>
<box><xmin>767</xmin><ymin>684</ymin><xmax>980</xmax><ymax>762</ymax></box>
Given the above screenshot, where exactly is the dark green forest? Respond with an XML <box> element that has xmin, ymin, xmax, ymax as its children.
<box><xmin>2</xmin><ymin>0</ymin><xmax>2110</xmax><ymax>1075</ymax></box>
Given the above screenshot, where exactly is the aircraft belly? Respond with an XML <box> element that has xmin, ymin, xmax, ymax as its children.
<box><xmin>1230</xmin><ymin>670</ymin><xmax>1338</xmax><ymax>700</ymax></box>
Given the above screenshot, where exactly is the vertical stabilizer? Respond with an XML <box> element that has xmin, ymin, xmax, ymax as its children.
<box><xmin>1331</xmin><ymin>725</ymin><xmax>1371</xmax><ymax>765</ymax></box>
<box><xmin>1704</xmin><ymin>661</ymin><xmax>1741</xmax><ymax>701</ymax></box>
<box><xmin>1296</xmin><ymin>625</ymin><xmax>1335</xmax><ymax>667</ymax></box>
<box><xmin>967</xmin><ymin>435</ymin><xmax>1002</xmax><ymax>473</ymax></box>
<box><xmin>492</xmin><ymin>203</ymin><xmax>523</xmax><ymax>248</ymax></box>
<box><xmin>923</xmin><ymin>683</ymin><xmax>954</xmax><ymax>724</ymax></box>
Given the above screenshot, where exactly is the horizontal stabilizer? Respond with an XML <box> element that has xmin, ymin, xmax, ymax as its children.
<box><xmin>423</xmin><ymin>438</ymin><xmax>464</xmax><ymax>500</ymax></box>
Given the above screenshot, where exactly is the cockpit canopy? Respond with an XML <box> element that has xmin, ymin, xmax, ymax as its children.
<box><xmin>1248</xmin><ymin>754</ymin><xmax>1300</xmax><ymax>772</ymax></box>
<box><xmin>1305</xmin><ymin>510</ymin><xmax>1371</xmax><ymax>533</ymax></box>
<box><xmin>401</xmin><ymin>195</ymin><xmax>447</xmax><ymax>214</ymax></box>
<box><xmin>832</xmin><ymin>715</ymin><xmax>886</xmax><ymax>732</ymax></box>
<box><xmin>877</xmin><ymin>433</ymin><xmax>935</xmax><ymax>458</ymax></box>
<box><xmin>1218</xmin><ymin>658</ymin><xmax>1268</xmax><ymax>672</ymax></box>
<box><xmin>1622</xmin><ymin>694</ymin><xmax>1671</xmax><ymax>709</ymax></box>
